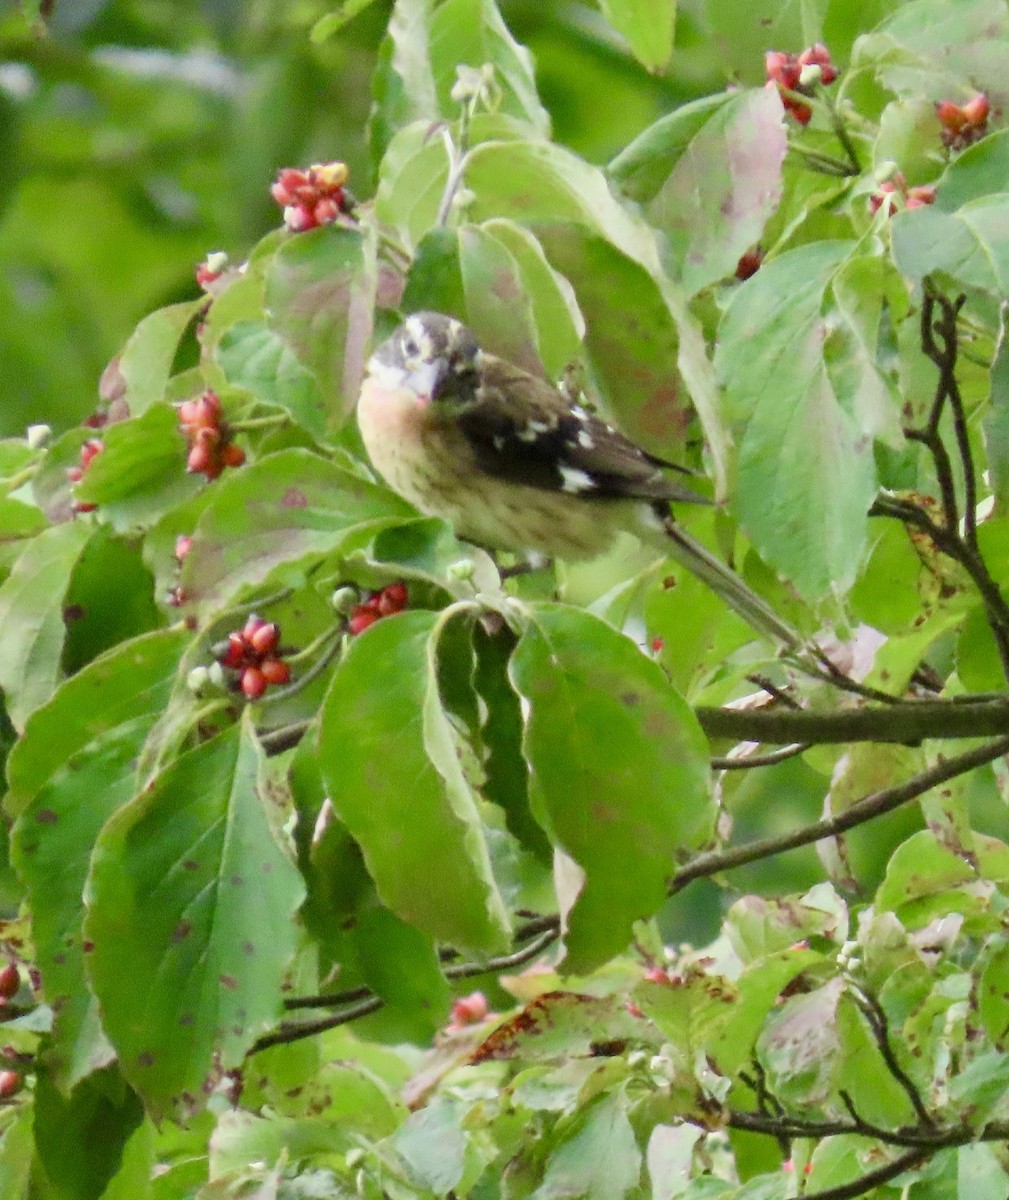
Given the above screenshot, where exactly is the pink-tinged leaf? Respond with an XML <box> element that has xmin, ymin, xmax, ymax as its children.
<box><xmin>265</xmin><ymin>225</ymin><xmax>377</xmax><ymax>430</ymax></box>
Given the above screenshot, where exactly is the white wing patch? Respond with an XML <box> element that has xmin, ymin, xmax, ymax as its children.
<box><xmin>558</xmin><ymin>465</ymin><xmax>597</xmax><ymax>494</ymax></box>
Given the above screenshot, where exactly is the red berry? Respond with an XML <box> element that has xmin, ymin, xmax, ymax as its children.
<box><xmin>961</xmin><ymin>93</ymin><xmax>990</xmax><ymax>127</ymax></box>
<box><xmin>0</xmin><ymin>1071</ymin><xmax>20</xmax><ymax>1098</ymax></box>
<box><xmin>450</xmin><ymin>992</ymin><xmax>489</xmax><ymax>1026</ymax></box>
<box><xmin>260</xmin><ymin>657</ymin><xmax>290</xmax><ymax>685</ymax></box>
<box><xmin>905</xmin><ymin>185</ymin><xmax>936</xmax><ymax>209</ymax></box>
<box><xmin>221</xmin><ymin>441</ymin><xmax>246</xmax><ymax>468</ymax></box>
<box><xmin>249</xmin><ymin>622</ymin><xmax>279</xmax><ymax>656</ymax></box>
<box><xmin>222</xmin><ymin>632</ymin><xmax>247</xmax><ymax>669</ymax></box>
<box><xmin>650</xmin><ymin>636</ymin><xmax>665</xmax><ymax>653</ymax></box>
<box><xmin>935</xmin><ymin>100</ymin><xmax>967</xmax><ymax>132</ymax></box>
<box><xmin>381</xmin><ymin>582</ymin><xmax>409</xmax><ymax>610</ymax></box>
<box><xmin>187</xmin><ymin>443</ymin><xmax>214</xmax><ymax>475</ymax></box>
<box><xmin>643</xmin><ymin>965</ymin><xmax>673</xmax><ymax>985</ymax></box>
<box><xmin>241</xmin><ymin>667</ymin><xmax>266</xmax><ymax>699</ymax></box>
<box><xmin>0</xmin><ymin>964</ymin><xmax>18</xmax><ymax>1001</ymax></box>
<box><xmin>348</xmin><ymin>609</ymin><xmax>378</xmax><ymax>635</ymax></box>
<box><xmin>175</xmin><ymin>536</ymin><xmax>192</xmax><ymax>562</ymax></box>
<box><xmin>312</xmin><ymin>196</ymin><xmax>342</xmax><ymax>225</ymax></box>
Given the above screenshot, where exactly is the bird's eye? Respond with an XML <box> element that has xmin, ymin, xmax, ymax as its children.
<box><xmin>402</xmin><ymin>337</ymin><xmax>420</xmax><ymax>359</ymax></box>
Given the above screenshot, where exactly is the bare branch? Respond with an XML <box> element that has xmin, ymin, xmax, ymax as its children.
<box><xmin>673</xmin><ymin>737</ymin><xmax>1009</xmax><ymax>888</ymax></box>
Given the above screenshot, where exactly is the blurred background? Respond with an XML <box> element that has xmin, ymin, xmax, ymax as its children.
<box><xmin>0</xmin><ymin>0</ymin><xmax>725</xmax><ymax>438</ymax></box>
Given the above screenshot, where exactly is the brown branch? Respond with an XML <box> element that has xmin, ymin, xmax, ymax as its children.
<box><xmin>696</xmin><ymin>697</ymin><xmax>1009</xmax><ymax>744</ymax></box>
<box><xmin>870</xmin><ymin>494</ymin><xmax>1009</xmax><ymax>681</ymax></box>
<box><xmin>673</xmin><ymin>736</ymin><xmax>1009</xmax><ymax>888</ymax></box>
<box><xmin>852</xmin><ymin>989</ymin><xmax>935</xmax><ymax>1128</ymax></box>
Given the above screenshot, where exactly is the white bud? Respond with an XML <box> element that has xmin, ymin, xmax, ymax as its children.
<box><xmin>331</xmin><ymin>585</ymin><xmax>359</xmax><ymax>615</ymax></box>
<box><xmin>25</xmin><ymin>424</ymin><xmax>51</xmax><ymax>449</ymax></box>
<box><xmin>798</xmin><ymin>63</ymin><xmax>823</xmax><ymax>88</ymax></box>
<box><xmin>207</xmin><ymin>661</ymin><xmax>227</xmax><ymax>689</ymax></box>
<box><xmin>447</xmin><ymin>558</ymin><xmax>476</xmax><ymax>582</ymax></box>
<box><xmin>187</xmin><ymin>666</ymin><xmax>210</xmax><ymax>694</ymax></box>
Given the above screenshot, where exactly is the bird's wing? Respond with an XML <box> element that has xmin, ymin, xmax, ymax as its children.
<box><xmin>453</xmin><ymin>359</ymin><xmax>711</xmax><ymax>504</ymax></box>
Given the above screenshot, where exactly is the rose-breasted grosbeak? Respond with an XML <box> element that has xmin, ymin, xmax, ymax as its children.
<box><xmin>358</xmin><ymin>312</ymin><xmax>799</xmax><ymax>647</ymax></box>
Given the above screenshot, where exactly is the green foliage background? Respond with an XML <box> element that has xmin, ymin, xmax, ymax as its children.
<box><xmin>5</xmin><ymin>1</ymin><xmax>1009</xmax><ymax>1199</ymax></box>
<box><xmin>0</xmin><ymin>0</ymin><xmax>718</xmax><ymax>436</ymax></box>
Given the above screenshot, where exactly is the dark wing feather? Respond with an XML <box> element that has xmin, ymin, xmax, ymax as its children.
<box><xmin>454</xmin><ymin>358</ymin><xmax>710</xmax><ymax>504</ymax></box>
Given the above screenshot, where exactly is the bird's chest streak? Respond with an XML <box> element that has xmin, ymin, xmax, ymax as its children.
<box><xmin>357</xmin><ymin>383</ymin><xmax>463</xmax><ymax>509</ymax></box>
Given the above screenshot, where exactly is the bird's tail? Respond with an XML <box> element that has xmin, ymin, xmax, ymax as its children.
<box><xmin>656</xmin><ymin>513</ymin><xmax>804</xmax><ymax>651</ymax></box>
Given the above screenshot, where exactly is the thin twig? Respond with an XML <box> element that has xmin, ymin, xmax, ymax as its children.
<box><xmin>711</xmin><ymin>743</ymin><xmax>810</xmax><ymax>770</ymax></box>
<box><xmin>871</xmin><ymin>493</ymin><xmax>1009</xmax><ymax>681</ymax></box>
<box><xmin>852</xmin><ymin>989</ymin><xmax>935</xmax><ymax>1127</ymax></box>
<box><xmin>673</xmin><ymin>736</ymin><xmax>1009</xmax><ymax>888</ymax></box>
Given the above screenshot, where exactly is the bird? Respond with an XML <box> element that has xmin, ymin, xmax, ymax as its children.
<box><xmin>357</xmin><ymin>311</ymin><xmax>800</xmax><ymax>648</ymax></box>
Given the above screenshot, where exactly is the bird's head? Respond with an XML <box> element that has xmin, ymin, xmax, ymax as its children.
<box><xmin>366</xmin><ymin>312</ymin><xmax>481</xmax><ymax>407</ymax></box>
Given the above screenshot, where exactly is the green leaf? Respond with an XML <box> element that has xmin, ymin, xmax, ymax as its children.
<box><xmin>756</xmin><ymin>977</ymin><xmax>843</xmax><ymax>1106</ymax></box>
<box><xmin>318</xmin><ymin>610</ymin><xmax>510</xmax><ymax>953</ymax></box>
<box><xmin>984</xmin><ymin>303</ymin><xmax>1009</xmax><ymax>516</ymax></box>
<box><xmin>609</xmin><ymin>94</ymin><xmax>732</xmax><ymax>203</ymax></box>
<box><xmin>480</xmin><ymin>220</ymin><xmax>584</xmax><ymax>379</ymax></box>
<box><xmin>353</xmin><ymin>906</ymin><xmax>451</xmax><ymax>1041</ymax></box>
<box><xmin>5</xmin><ymin>626</ymin><xmax>189</xmax><ymax>817</ymax></box>
<box><xmin>646</xmin><ymin>88</ymin><xmax>786</xmax><ymax>295</ymax></box>
<box><xmin>370</xmin><ymin>0</ymin><xmax>440</xmax><ymax>163</ymax></box>
<box><xmin>536</xmin><ymin>1090</ymin><xmax>641</xmax><ymax>1200</ymax></box>
<box><xmin>509</xmin><ymin>604</ymin><xmax>712</xmax><ymax>971</ymax></box>
<box><xmin>180</xmin><ymin>448</ymin><xmax>414</xmax><ymax>615</ymax></box>
<box><xmin>852</xmin><ymin>0</ymin><xmax>1009</xmax><ymax>103</ymax></box>
<box><xmin>114</xmin><ymin>300</ymin><xmax>202</xmax><ymax>417</ymax></box>
<box><xmin>540</xmin><ymin>228</ymin><xmax>700</xmax><ymax>466</ymax></box>
<box><xmin>83</xmin><ymin>720</ymin><xmax>306</xmax><ymax>1121</ymax></box>
<box><xmin>935</xmin><ymin>128</ymin><xmax>1009</xmax><ymax>211</ymax></box>
<box><xmin>980</xmin><ymin>941</ymin><xmax>1009</xmax><ymax>1050</ymax></box>
<box><xmin>310</xmin><ymin>0</ymin><xmax>381</xmax><ymax>40</ymax></box>
<box><xmin>33</xmin><ymin>1066</ymin><xmax>143</xmax><ymax>1200</ymax></box>
<box><xmin>265</xmin><ymin>225</ymin><xmax>377</xmax><ymax>430</ymax></box>
<box><xmin>956</xmin><ymin>605</ymin><xmax>1004</xmax><ymax>692</ymax></box>
<box><xmin>716</xmin><ymin>241</ymin><xmax>877</xmax><ymax>599</ymax></box>
<box><xmin>429</xmin><ymin>0</ymin><xmax>550</xmax><ymax>135</ymax></box>
<box><xmin>891</xmin><ymin>197</ymin><xmax>1009</xmax><ymax>296</ymax></box>
<box><xmin>374</xmin><ymin>120</ymin><xmax>453</xmax><ymax>249</ymax></box>
<box><xmin>467</xmin><ymin>140</ymin><xmax>659</xmax><ymax>270</ymax></box>
<box><xmin>0</xmin><ymin>520</ymin><xmax>90</xmax><ymax>732</ymax></box>
<box><xmin>392</xmin><ymin>1099</ymin><xmax>468</xmax><ymax>1195</ymax></box>
<box><xmin>647</xmin><ymin>1123</ymin><xmax>703</xmax><ymax>1200</ymax></box>
<box><xmin>71</xmin><ymin>404</ymin><xmax>202</xmax><ymax>532</ymax></box>
<box><xmin>474</xmin><ymin>623</ymin><xmax>550</xmax><ymax>863</ymax></box>
<box><xmin>61</xmin><ymin>527</ymin><xmax>162</xmax><ymax>674</ymax></box>
<box><xmin>12</xmin><ymin>718</ymin><xmax>153</xmax><ymax>1091</ymax></box>
<box><xmin>598</xmin><ymin>0</ymin><xmax>675</xmax><ymax>72</ymax></box>
<box><xmin>215</xmin><ymin>322</ymin><xmax>328</xmax><ymax>440</ymax></box>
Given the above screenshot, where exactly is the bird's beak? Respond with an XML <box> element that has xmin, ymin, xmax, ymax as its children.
<box><xmin>406</xmin><ymin>359</ymin><xmax>451</xmax><ymax>404</ymax></box>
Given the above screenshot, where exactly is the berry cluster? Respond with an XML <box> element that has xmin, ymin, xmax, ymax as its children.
<box><xmin>348</xmin><ymin>582</ymin><xmax>409</xmax><ymax>635</ymax></box>
<box><xmin>66</xmin><ymin>438</ymin><xmax>104</xmax><ymax>512</ymax></box>
<box><xmin>868</xmin><ymin>173</ymin><xmax>936</xmax><ymax>216</ymax></box>
<box><xmin>765</xmin><ymin>43</ymin><xmax>838</xmax><ymax>124</ymax></box>
<box><xmin>271</xmin><ymin>162</ymin><xmax>354</xmax><ymax>233</ymax></box>
<box><xmin>178</xmin><ymin>391</ymin><xmax>246</xmax><ymax>480</ymax></box>
<box><xmin>216</xmin><ymin>616</ymin><xmax>291</xmax><ymax>699</ymax></box>
<box><xmin>936</xmin><ymin>93</ymin><xmax>990</xmax><ymax>151</ymax></box>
